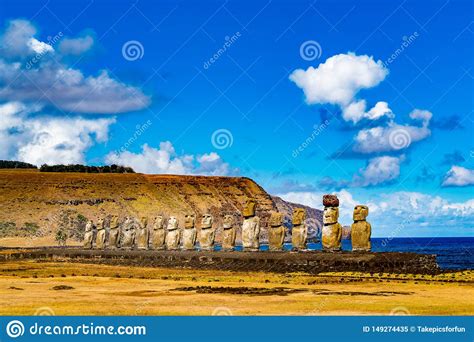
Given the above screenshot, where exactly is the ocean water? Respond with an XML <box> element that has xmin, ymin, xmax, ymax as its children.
<box><xmin>222</xmin><ymin>237</ymin><xmax>473</xmax><ymax>270</ymax></box>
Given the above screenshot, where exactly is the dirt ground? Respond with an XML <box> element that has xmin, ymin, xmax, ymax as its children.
<box><xmin>0</xmin><ymin>260</ymin><xmax>472</xmax><ymax>316</ymax></box>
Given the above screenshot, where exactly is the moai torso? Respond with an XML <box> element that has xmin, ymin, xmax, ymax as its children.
<box><xmin>136</xmin><ymin>217</ymin><xmax>149</xmax><ymax>250</ymax></box>
<box><xmin>95</xmin><ymin>218</ymin><xmax>106</xmax><ymax>249</ymax></box>
<box><xmin>182</xmin><ymin>214</ymin><xmax>197</xmax><ymax>250</ymax></box>
<box><xmin>108</xmin><ymin>216</ymin><xmax>120</xmax><ymax>249</ymax></box>
<box><xmin>121</xmin><ymin>217</ymin><xmax>136</xmax><ymax>249</ymax></box>
<box><xmin>83</xmin><ymin>220</ymin><xmax>94</xmax><ymax>249</ymax></box>
<box><xmin>221</xmin><ymin>215</ymin><xmax>236</xmax><ymax>251</ymax></box>
<box><xmin>241</xmin><ymin>199</ymin><xmax>260</xmax><ymax>251</ymax></box>
<box><xmin>199</xmin><ymin>214</ymin><xmax>215</xmax><ymax>251</ymax></box>
<box><xmin>150</xmin><ymin>216</ymin><xmax>165</xmax><ymax>250</ymax></box>
<box><xmin>322</xmin><ymin>205</ymin><xmax>342</xmax><ymax>251</ymax></box>
<box><xmin>268</xmin><ymin>212</ymin><xmax>285</xmax><ymax>251</ymax></box>
<box><xmin>291</xmin><ymin>208</ymin><xmax>307</xmax><ymax>251</ymax></box>
<box><xmin>165</xmin><ymin>216</ymin><xmax>180</xmax><ymax>250</ymax></box>
<box><xmin>351</xmin><ymin>205</ymin><xmax>371</xmax><ymax>251</ymax></box>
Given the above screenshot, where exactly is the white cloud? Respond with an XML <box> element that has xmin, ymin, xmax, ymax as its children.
<box><xmin>59</xmin><ymin>35</ymin><xmax>94</xmax><ymax>55</ymax></box>
<box><xmin>442</xmin><ymin>166</ymin><xmax>474</xmax><ymax>187</ymax></box>
<box><xmin>353</xmin><ymin>109</ymin><xmax>432</xmax><ymax>153</ymax></box>
<box><xmin>0</xmin><ymin>101</ymin><xmax>115</xmax><ymax>165</ymax></box>
<box><xmin>290</xmin><ymin>53</ymin><xmax>388</xmax><ymax>106</ymax></box>
<box><xmin>0</xmin><ymin>19</ymin><xmax>149</xmax><ymax>114</ymax></box>
<box><xmin>353</xmin><ymin>155</ymin><xmax>404</xmax><ymax>186</ymax></box>
<box><xmin>105</xmin><ymin>143</ymin><xmax>236</xmax><ymax>176</ymax></box>
<box><xmin>342</xmin><ymin>100</ymin><xmax>394</xmax><ymax>123</ymax></box>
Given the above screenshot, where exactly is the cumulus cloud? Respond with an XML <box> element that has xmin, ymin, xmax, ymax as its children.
<box><xmin>442</xmin><ymin>166</ymin><xmax>474</xmax><ymax>187</ymax></box>
<box><xmin>353</xmin><ymin>109</ymin><xmax>432</xmax><ymax>153</ymax></box>
<box><xmin>105</xmin><ymin>143</ymin><xmax>237</xmax><ymax>176</ymax></box>
<box><xmin>353</xmin><ymin>155</ymin><xmax>405</xmax><ymax>186</ymax></box>
<box><xmin>0</xmin><ymin>101</ymin><xmax>115</xmax><ymax>165</ymax></box>
<box><xmin>0</xmin><ymin>19</ymin><xmax>149</xmax><ymax>114</ymax></box>
<box><xmin>58</xmin><ymin>35</ymin><xmax>94</xmax><ymax>55</ymax></box>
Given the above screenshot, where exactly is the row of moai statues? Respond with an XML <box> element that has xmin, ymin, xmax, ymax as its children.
<box><xmin>82</xmin><ymin>195</ymin><xmax>371</xmax><ymax>252</ymax></box>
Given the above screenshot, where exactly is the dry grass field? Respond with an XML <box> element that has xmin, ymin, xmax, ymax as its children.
<box><xmin>0</xmin><ymin>260</ymin><xmax>472</xmax><ymax>316</ymax></box>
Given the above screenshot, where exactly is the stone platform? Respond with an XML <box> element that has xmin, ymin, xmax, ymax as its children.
<box><xmin>0</xmin><ymin>247</ymin><xmax>440</xmax><ymax>274</ymax></box>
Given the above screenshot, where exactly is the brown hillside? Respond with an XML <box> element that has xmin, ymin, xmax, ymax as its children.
<box><xmin>0</xmin><ymin>169</ymin><xmax>278</xmax><ymax>246</ymax></box>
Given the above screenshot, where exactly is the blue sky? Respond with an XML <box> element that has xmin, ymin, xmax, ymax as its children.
<box><xmin>0</xmin><ymin>0</ymin><xmax>472</xmax><ymax>237</ymax></box>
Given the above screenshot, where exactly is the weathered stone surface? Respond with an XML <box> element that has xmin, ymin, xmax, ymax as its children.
<box><xmin>182</xmin><ymin>214</ymin><xmax>197</xmax><ymax>250</ymax></box>
<box><xmin>165</xmin><ymin>216</ymin><xmax>180</xmax><ymax>250</ymax></box>
<box><xmin>150</xmin><ymin>216</ymin><xmax>165</xmax><ymax>250</ymax></box>
<box><xmin>199</xmin><ymin>214</ymin><xmax>215</xmax><ymax>251</ymax></box>
<box><xmin>323</xmin><ymin>194</ymin><xmax>339</xmax><ymax>208</ymax></box>
<box><xmin>121</xmin><ymin>217</ymin><xmax>136</xmax><ymax>249</ymax></box>
<box><xmin>136</xmin><ymin>217</ymin><xmax>149</xmax><ymax>250</ymax></box>
<box><xmin>322</xmin><ymin>207</ymin><xmax>342</xmax><ymax>251</ymax></box>
<box><xmin>242</xmin><ymin>215</ymin><xmax>260</xmax><ymax>251</ymax></box>
<box><xmin>83</xmin><ymin>220</ymin><xmax>94</xmax><ymax>249</ymax></box>
<box><xmin>221</xmin><ymin>215</ymin><xmax>236</xmax><ymax>251</ymax></box>
<box><xmin>291</xmin><ymin>208</ymin><xmax>307</xmax><ymax>250</ymax></box>
<box><xmin>95</xmin><ymin>218</ymin><xmax>106</xmax><ymax>249</ymax></box>
<box><xmin>268</xmin><ymin>212</ymin><xmax>285</xmax><ymax>251</ymax></box>
<box><xmin>242</xmin><ymin>199</ymin><xmax>256</xmax><ymax>218</ymax></box>
<box><xmin>351</xmin><ymin>205</ymin><xmax>371</xmax><ymax>251</ymax></box>
<box><xmin>108</xmin><ymin>216</ymin><xmax>120</xmax><ymax>249</ymax></box>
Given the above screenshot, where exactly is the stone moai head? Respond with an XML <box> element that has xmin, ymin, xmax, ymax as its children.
<box><xmin>242</xmin><ymin>199</ymin><xmax>257</xmax><ymax>218</ymax></box>
<box><xmin>223</xmin><ymin>215</ymin><xmax>234</xmax><ymax>228</ymax></box>
<box><xmin>353</xmin><ymin>205</ymin><xmax>369</xmax><ymax>221</ymax></box>
<box><xmin>85</xmin><ymin>220</ymin><xmax>93</xmax><ymax>232</ymax></box>
<box><xmin>140</xmin><ymin>217</ymin><xmax>148</xmax><ymax>229</ymax></box>
<box><xmin>153</xmin><ymin>215</ymin><xmax>164</xmax><ymax>229</ymax></box>
<box><xmin>292</xmin><ymin>208</ymin><xmax>306</xmax><ymax>226</ymax></box>
<box><xmin>97</xmin><ymin>217</ymin><xmax>104</xmax><ymax>230</ymax></box>
<box><xmin>167</xmin><ymin>216</ymin><xmax>178</xmax><ymax>230</ymax></box>
<box><xmin>201</xmin><ymin>214</ymin><xmax>213</xmax><ymax>229</ymax></box>
<box><xmin>323</xmin><ymin>207</ymin><xmax>339</xmax><ymax>225</ymax></box>
<box><xmin>110</xmin><ymin>215</ymin><xmax>119</xmax><ymax>229</ymax></box>
<box><xmin>269</xmin><ymin>212</ymin><xmax>283</xmax><ymax>227</ymax></box>
<box><xmin>184</xmin><ymin>214</ymin><xmax>195</xmax><ymax>229</ymax></box>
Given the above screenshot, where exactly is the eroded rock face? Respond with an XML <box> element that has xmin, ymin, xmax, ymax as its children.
<box><xmin>351</xmin><ymin>205</ymin><xmax>371</xmax><ymax>251</ymax></box>
<box><xmin>121</xmin><ymin>217</ymin><xmax>137</xmax><ymax>249</ymax></box>
<box><xmin>199</xmin><ymin>214</ymin><xmax>215</xmax><ymax>251</ymax></box>
<box><xmin>165</xmin><ymin>216</ymin><xmax>180</xmax><ymax>250</ymax></box>
<box><xmin>108</xmin><ymin>215</ymin><xmax>120</xmax><ymax>249</ymax></box>
<box><xmin>182</xmin><ymin>214</ymin><xmax>197</xmax><ymax>250</ymax></box>
<box><xmin>322</xmin><ymin>207</ymin><xmax>342</xmax><ymax>251</ymax></box>
<box><xmin>221</xmin><ymin>214</ymin><xmax>236</xmax><ymax>251</ymax></box>
<box><xmin>136</xmin><ymin>217</ymin><xmax>149</xmax><ymax>250</ymax></box>
<box><xmin>268</xmin><ymin>212</ymin><xmax>285</xmax><ymax>251</ymax></box>
<box><xmin>150</xmin><ymin>216</ymin><xmax>165</xmax><ymax>250</ymax></box>
<box><xmin>292</xmin><ymin>208</ymin><xmax>307</xmax><ymax>251</ymax></box>
<box><xmin>83</xmin><ymin>220</ymin><xmax>94</xmax><ymax>249</ymax></box>
<box><xmin>95</xmin><ymin>218</ymin><xmax>106</xmax><ymax>249</ymax></box>
<box><xmin>242</xmin><ymin>216</ymin><xmax>260</xmax><ymax>251</ymax></box>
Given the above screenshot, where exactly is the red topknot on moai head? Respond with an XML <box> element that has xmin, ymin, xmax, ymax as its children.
<box><xmin>323</xmin><ymin>194</ymin><xmax>339</xmax><ymax>207</ymax></box>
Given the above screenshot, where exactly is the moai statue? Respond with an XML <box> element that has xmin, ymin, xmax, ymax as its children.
<box><xmin>268</xmin><ymin>212</ymin><xmax>285</xmax><ymax>251</ymax></box>
<box><xmin>292</xmin><ymin>208</ymin><xmax>307</xmax><ymax>251</ymax></box>
<box><xmin>182</xmin><ymin>214</ymin><xmax>197</xmax><ymax>250</ymax></box>
<box><xmin>150</xmin><ymin>215</ymin><xmax>166</xmax><ymax>250</ymax></box>
<box><xmin>199</xmin><ymin>214</ymin><xmax>215</xmax><ymax>251</ymax></box>
<box><xmin>221</xmin><ymin>214</ymin><xmax>236</xmax><ymax>251</ymax></box>
<box><xmin>108</xmin><ymin>215</ymin><xmax>120</xmax><ymax>249</ymax></box>
<box><xmin>136</xmin><ymin>217</ymin><xmax>149</xmax><ymax>250</ymax></box>
<box><xmin>95</xmin><ymin>218</ymin><xmax>106</xmax><ymax>249</ymax></box>
<box><xmin>83</xmin><ymin>220</ymin><xmax>94</xmax><ymax>249</ymax></box>
<box><xmin>165</xmin><ymin>216</ymin><xmax>180</xmax><ymax>250</ymax></box>
<box><xmin>351</xmin><ymin>205</ymin><xmax>371</xmax><ymax>251</ymax></box>
<box><xmin>322</xmin><ymin>195</ymin><xmax>342</xmax><ymax>251</ymax></box>
<box><xmin>241</xmin><ymin>199</ymin><xmax>260</xmax><ymax>251</ymax></box>
<box><xmin>121</xmin><ymin>217</ymin><xmax>136</xmax><ymax>249</ymax></box>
